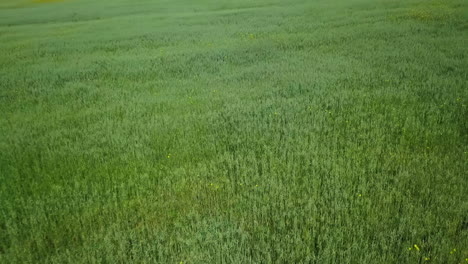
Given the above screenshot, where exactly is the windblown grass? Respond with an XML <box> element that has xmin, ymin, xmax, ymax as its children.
<box><xmin>0</xmin><ymin>0</ymin><xmax>467</xmax><ymax>263</ymax></box>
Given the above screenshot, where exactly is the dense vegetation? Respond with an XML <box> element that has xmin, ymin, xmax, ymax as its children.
<box><xmin>1</xmin><ymin>0</ymin><xmax>467</xmax><ymax>263</ymax></box>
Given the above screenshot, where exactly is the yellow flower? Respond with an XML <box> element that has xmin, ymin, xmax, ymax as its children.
<box><xmin>358</xmin><ymin>194</ymin><xmax>362</xmax><ymax>197</ymax></box>
<box><xmin>414</xmin><ymin>244</ymin><xmax>420</xmax><ymax>251</ymax></box>
<box><xmin>424</xmin><ymin>257</ymin><xmax>430</xmax><ymax>261</ymax></box>
<box><xmin>408</xmin><ymin>247</ymin><xmax>412</xmax><ymax>251</ymax></box>
<box><xmin>255</xmin><ymin>184</ymin><xmax>258</xmax><ymax>187</ymax></box>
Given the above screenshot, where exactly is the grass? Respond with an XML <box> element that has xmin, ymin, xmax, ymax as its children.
<box><xmin>0</xmin><ymin>0</ymin><xmax>467</xmax><ymax>263</ymax></box>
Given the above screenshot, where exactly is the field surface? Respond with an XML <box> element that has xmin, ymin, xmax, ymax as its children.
<box><xmin>1</xmin><ymin>0</ymin><xmax>467</xmax><ymax>263</ymax></box>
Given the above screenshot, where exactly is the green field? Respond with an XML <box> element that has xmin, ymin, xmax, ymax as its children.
<box><xmin>1</xmin><ymin>0</ymin><xmax>467</xmax><ymax>263</ymax></box>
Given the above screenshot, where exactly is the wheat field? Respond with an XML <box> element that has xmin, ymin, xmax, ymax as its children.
<box><xmin>0</xmin><ymin>0</ymin><xmax>467</xmax><ymax>263</ymax></box>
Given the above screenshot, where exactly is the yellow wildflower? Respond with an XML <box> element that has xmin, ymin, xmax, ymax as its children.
<box><xmin>414</xmin><ymin>244</ymin><xmax>420</xmax><ymax>251</ymax></box>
